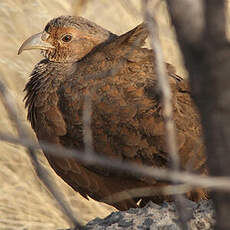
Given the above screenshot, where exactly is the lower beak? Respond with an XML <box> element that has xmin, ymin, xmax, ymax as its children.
<box><xmin>18</xmin><ymin>32</ymin><xmax>54</xmax><ymax>55</ymax></box>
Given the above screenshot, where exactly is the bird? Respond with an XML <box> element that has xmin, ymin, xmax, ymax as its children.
<box><xmin>18</xmin><ymin>16</ymin><xmax>208</xmax><ymax>211</ymax></box>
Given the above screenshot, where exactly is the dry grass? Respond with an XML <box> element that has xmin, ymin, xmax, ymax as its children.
<box><xmin>0</xmin><ymin>0</ymin><xmax>185</xmax><ymax>229</ymax></box>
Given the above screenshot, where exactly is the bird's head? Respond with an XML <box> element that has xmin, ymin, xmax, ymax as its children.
<box><xmin>18</xmin><ymin>16</ymin><xmax>114</xmax><ymax>63</ymax></box>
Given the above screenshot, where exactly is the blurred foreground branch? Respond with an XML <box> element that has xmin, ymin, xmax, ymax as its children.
<box><xmin>1</xmin><ymin>132</ymin><xmax>230</xmax><ymax>192</ymax></box>
<box><xmin>166</xmin><ymin>0</ymin><xmax>230</xmax><ymax>229</ymax></box>
<box><xmin>143</xmin><ymin>1</ymin><xmax>189</xmax><ymax>228</ymax></box>
<box><xmin>0</xmin><ymin>78</ymin><xmax>83</xmax><ymax>230</ymax></box>
<box><xmin>143</xmin><ymin>0</ymin><xmax>179</xmax><ymax>174</ymax></box>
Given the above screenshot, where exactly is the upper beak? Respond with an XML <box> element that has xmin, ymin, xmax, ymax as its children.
<box><xmin>18</xmin><ymin>32</ymin><xmax>54</xmax><ymax>55</ymax></box>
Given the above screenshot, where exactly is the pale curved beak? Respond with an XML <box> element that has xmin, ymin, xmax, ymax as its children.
<box><xmin>18</xmin><ymin>32</ymin><xmax>54</xmax><ymax>55</ymax></box>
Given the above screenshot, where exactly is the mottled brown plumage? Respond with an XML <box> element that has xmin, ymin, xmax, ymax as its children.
<box><xmin>19</xmin><ymin>16</ymin><xmax>207</xmax><ymax>210</ymax></box>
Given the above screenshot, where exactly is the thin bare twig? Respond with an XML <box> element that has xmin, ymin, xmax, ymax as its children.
<box><xmin>1</xmin><ymin>132</ymin><xmax>230</xmax><ymax>192</ymax></box>
<box><xmin>102</xmin><ymin>184</ymin><xmax>193</xmax><ymax>204</ymax></box>
<box><xmin>83</xmin><ymin>95</ymin><xmax>94</xmax><ymax>154</ymax></box>
<box><xmin>0</xmin><ymin>78</ymin><xmax>83</xmax><ymax>230</ymax></box>
<box><xmin>143</xmin><ymin>0</ymin><xmax>179</xmax><ymax>174</ymax></box>
<box><xmin>142</xmin><ymin>1</ymin><xmax>188</xmax><ymax>228</ymax></box>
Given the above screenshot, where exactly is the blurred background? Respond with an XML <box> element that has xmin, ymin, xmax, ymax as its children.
<box><xmin>0</xmin><ymin>0</ymin><xmax>185</xmax><ymax>229</ymax></box>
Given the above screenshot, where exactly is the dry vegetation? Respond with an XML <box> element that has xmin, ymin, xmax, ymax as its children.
<box><xmin>0</xmin><ymin>0</ymin><xmax>185</xmax><ymax>229</ymax></box>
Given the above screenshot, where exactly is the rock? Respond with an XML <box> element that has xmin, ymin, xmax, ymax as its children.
<box><xmin>84</xmin><ymin>200</ymin><xmax>215</xmax><ymax>230</ymax></box>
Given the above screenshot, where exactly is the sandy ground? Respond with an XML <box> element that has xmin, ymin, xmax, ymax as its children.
<box><xmin>0</xmin><ymin>1</ymin><xmax>185</xmax><ymax>229</ymax></box>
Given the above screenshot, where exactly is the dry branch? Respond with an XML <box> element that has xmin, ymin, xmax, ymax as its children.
<box><xmin>142</xmin><ymin>1</ymin><xmax>188</xmax><ymax>228</ymax></box>
<box><xmin>1</xmin><ymin>132</ymin><xmax>230</xmax><ymax>192</ymax></box>
<box><xmin>0</xmin><ymin>78</ymin><xmax>83</xmax><ymax>230</ymax></box>
<box><xmin>166</xmin><ymin>0</ymin><xmax>230</xmax><ymax>229</ymax></box>
<box><xmin>143</xmin><ymin>0</ymin><xmax>179</xmax><ymax>179</ymax></box>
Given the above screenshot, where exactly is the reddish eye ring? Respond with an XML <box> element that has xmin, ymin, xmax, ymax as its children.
<box><xmin>62</xmin><ymin>34</ymin><xmax>72</xmax><ymax>42</ymax></box>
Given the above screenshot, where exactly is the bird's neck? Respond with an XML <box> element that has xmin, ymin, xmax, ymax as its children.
<box><xmin>24</xmin><ymin>59</ymin><xmax>73</xmax><ymax>129</ymax></box>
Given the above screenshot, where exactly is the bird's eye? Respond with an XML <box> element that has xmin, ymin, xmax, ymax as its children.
<box><xmin>62</xmin><ymin>34</ymin><xmax>72</xmax><ymax>42</ymax></box>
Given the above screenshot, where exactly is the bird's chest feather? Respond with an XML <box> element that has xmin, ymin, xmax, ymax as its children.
<box><xmin>24</xmin><ymin>60</ymin><xmax>68</xmax><ymax>140</ymax></box>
